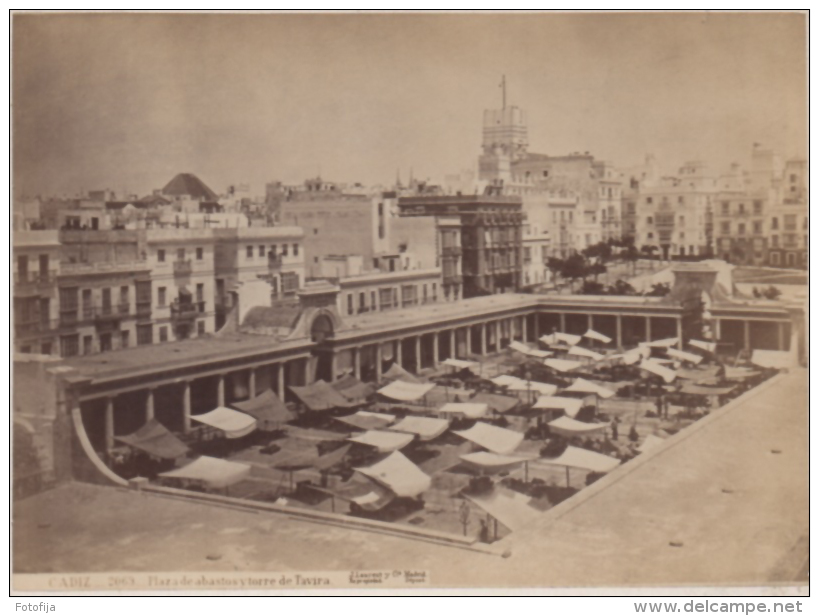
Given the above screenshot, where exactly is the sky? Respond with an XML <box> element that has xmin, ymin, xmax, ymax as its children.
<box><xmin>12</xmin><ymin>12</ymin><xmax>808</xmax><ymax>198</ymax></box>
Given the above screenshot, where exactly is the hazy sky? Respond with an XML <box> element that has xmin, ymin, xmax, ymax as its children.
<box><xmin>13</xmin><ymin>12</ymin><xmax>807</xmax><ymax>197</ymax></box>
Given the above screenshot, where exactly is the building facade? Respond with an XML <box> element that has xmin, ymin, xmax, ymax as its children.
<box><xmin>13</xmin><ymin>231</ymin><xmax>61</xmax><ymax>355</ymax></box>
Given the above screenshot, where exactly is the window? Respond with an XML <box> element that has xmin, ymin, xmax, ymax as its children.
<box><xmin>771</xmin><ymin>217</ymin><xmax>779</xmax><ymax>230</ymax></box>
<box><xmin>379</xmin><ymin>287</ymin><xmax>394</xmax><ymax>310</ymax></box>
<box><xmin>270</xmin><ymin>245</ymin><xmax>277</xmax><ymax>257</ymax></box>
<box><xmin>753</xmin><ymin>221</ymin><xmax>763</xmax><ymax>234</ymax></box>
<box><xmin>542</xmin><ymin>170</ymin><xmax>549</xmax><ymax>177</ymax></box>
<box><xmin>646</xmin><ymin>197</ymin><xmax>653</xmax><ymax>204</ymax></box>
<box><xmin>771</xmin><ymin>235</ymin><xmax>779</xmax><ymax>248</ymax></box>
<box><xmin>738</xmin><ymin>203</ymin><xmax>745</xmax><ymax>214</ymax></box>
<box><xmin>293</xmin><ymin>243</ymin><xmax>299</xmax><ymax>256</ymax></box>
<box><xmin>41</xmin><ymin>342</ymin><xmax>51</xmax><ymax>355</ymax></box>
<box><xmin>721</xmin><ymin>202</ymin><xmax>730</xmax><ymax>215</ymax></box>
<box><xmin>721</xmin><ymin>222</ymin><xmax>730</xmax><ymax>235</ymax></box>
<box><xmin>568</xmin><ymin>211</ymin><xmax>573</xmax><ymax>222</ymax></box>
<box><xmin>371</xmin><ymin>291</ymin><xmax>377</xmax><ymax>310</ymax></box>
<box><xmin>246</xmin><ymin>246</ymin><xmax>253</xmax><ymax>258</ymax></box>
<box><xmin>196</xmin><ymin>283</ymin><xmax>204</xmax><ymax>306</ymax></box>
<box><xmin>83</xmin><ymin>335</ymin><xmax>93</xmax><ymax>355</ymax></box>
<box><xmin>158</xmin><ymin>249</ymin><xmax>165</xmax><ymax>262</ymax></box>
<box><xmin>101</xmin><ymin>288</ymin><xmax>112</xmax><ymax>314</ymax></box>
<box><xmin>647</xmin><ymin>232</ymin><xmax>654</xmax><ymax>239</ymax></box>
<box><xmin>679</xmin><ymin>233</ymin><xmax>685</xmax><ymax>240</ymax></box>
<box><xmin>790</xmin><ymin>174</ymin><xmax>797</xmax><ymax>183</ymax></box>
<box><xmin>159</xmin><ymin>326</ymin><xmax>168</xmax><ymax>342</ymax></box>
<box><xmin>347</xmin><ymin>294</ymin><xmax>354</xmax><ymax>315</ymax></box>
<box><xmin>770</xmin><ymin>252</ymin><xmax>781</xmax><ymax>265</ymax></box>
<box><xmin>738</xmin><ymin>223</ymin><xmax>746</xmax><ymax>236</ymax></box>
<box><xmin>282</xmin><ymin>244</ymin><xmax>289</xmax><ymax>257</ymax></box>
<box><xmin>281</xmin><ymin>271</ymin><xmax>299</xmax><ymax>295</ymax></box>
<box><xmin>60</xmin><ymin>334</ymin><xmax>79</xmax><ymax>358</ymax></box>
<box><xmin>120</xmin><ymin>330</ymin><xmax>130</xmax><ymax>349</ymax></box>
<box><xmin>784</xmin><ymin>214</ymin><xmax>797</xmax><ymax>230</ymax></box>
<box><xmin>753</xmin><ymin>201</ymin><xmax>763</xmax><ymax>214</ymax></box>
<box><xmin>359</xmin><ymin>292</ymin><xmax>366</xmax><ymax>312</ymax></box>
<box><xmin>196</xmin><ymin>247</ymin><xmax>203</xmax><ymax>260</ymax></box>
<box><xmin>99</xmin><ymin>333</ymin><xmax>112</xmax><ymax>352</ymax></box>
<box><xmin>137</xmin><ymin>324</ymin><xmax>153</xmax><ymax>346</ymax></box>
<box><xmin>197</xmin><ymin>321</ymin><xmax>205</xmax><ymax>335</ymax></box>
<box><xmin>678</xmin><ymin>196</ymin><xmax>684</xmax><ymax>204</ymax></box>
<box><xmin>647</xmin><ymin>217</ymin><xmax>653</xmax><ymax>225</ymax></box>
<box><xmin>158</xmin><ymin>287</ymin><xmax>167</xmax><ymax>307</ymax></box>
<box><xmin>259</xmin><ymin>245</ymin><xmax>265</xmax><ymax>257</ymax></box>
<box><xmin>177</xmin><ymin>248</ymin><xmax>185</xmax><ymax>261</ymax></box>
<box><xmin>432</xmin><ymin>282</ymin><xmax>437</xmax><ymax>301</ymax></box>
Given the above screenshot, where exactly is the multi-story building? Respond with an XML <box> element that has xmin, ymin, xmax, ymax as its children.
<box><xmin>397</xmin><ymin>194</ymin><xmax>525</xmax><ymax>298</ymax></box>
<box><xmin>521</xmin><ymin>220</ymin><xmax>551</xmax><ymax>288</ymax></box>
<box><xmin>767</xmin><ymin>158</ymin><xmax>808</xmax><ymax>268</ymax></box>
<box><xmin>13</xmin><ymin>231</ymin><xmax>61</xmax><ymax>355</ymax></box>
<box><xmin>213</xmin><ymin>226</ymin><xmax>306</xmax><ymax>327</ymax></box>
<box><xmin>712</xmin><ymin>193</ymin><xmax>769</xmax><ymax>265</ymax></box>
<box><xmin>278</xmin><ymin>178</ymin><xmax>392</xmax><ymax>279</ymax></box>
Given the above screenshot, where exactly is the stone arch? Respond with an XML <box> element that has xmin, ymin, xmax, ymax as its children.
<box><xmin>310</xmin><ymin>311</ymin><xmax>336</xmax><ymax>343</ymax></box>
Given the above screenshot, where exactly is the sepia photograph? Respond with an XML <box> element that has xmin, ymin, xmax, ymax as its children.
<box><xmin>10</xmin><ymin>11</ymin><xmax>809</xmax><ymax>597</ymax></box>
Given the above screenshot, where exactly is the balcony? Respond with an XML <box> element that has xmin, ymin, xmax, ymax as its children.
<box><xmin>94</xmin><ymin>303</ymin><xmax>130</xmax><ymax>327</ymax></box>
<box><xmin>268</xmin><ymin>254</ymin><xmax>283</xmax><ymax>272</ymax></box>
<box><xmin>173</xmin><ymin>259</ymin><xmax>193</xmax><ymax>277</ymax></box>
<box><xmin>14</xmin><ymin>318</ymin><xmax>57</xmax><ymax>337</ymax></box>
<box><xmin>136</xmin><ymin>300</ymin><xmax>152</xmax><ymax>318</ymax></box>
<box><xmin>442</xmin><ymin>245</ymin><xmax>462</xmax><ymax>257</ymax></box>
<box><xmin>14</xmin><ymin>271</ymin><xmax>57</xmax><ymax>295</ymax></box>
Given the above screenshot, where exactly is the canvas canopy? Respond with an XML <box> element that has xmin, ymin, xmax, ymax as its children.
<box><xmin>724</xmin><ymin>366</ymin><xmax>761</xmax><ymax>380</ymax></box>
<box><xmin>647</xmin><ymin>337</ymin><xmax>679</xmax><ymax>348</ymax></box>
<box><xmin>506</xmin><ymin>380</ymin><xmax>558</xmax><ymax>396</ymax></box>
<box><xmin>115</xmin><ymin>418</ymin><xmax>189</xmax><ymax>460</ymax></box>
<box><xmin>563</xmin><ymin>377</ymin><xmax>616</xmax><ymax>399</ymax></box>
<box><xmin>442</xmin><ymin>358</ymin><xmax>478</xmax><ymax>370</ymax></box>
<box><xmin>465</xmin><ymin>489</ymin><xmax>540</xmax><ymax>532</ymax></box>
<box><xmin>191</xmin><ymin>406</ymin><xmax>257</xmax><ymax>438</ymax></box>
<box><xmin>331</xmin><ymin>375</ymin><xmax>376</xmax><ymax>402</ymax></box>
<box><xmin>354</xmin><ymin>451</ymin><xmax>431</xmax><ymax>498</ymax></box>
<box><xmin>667</xmin><ymin>348</ymin><xmax>703</xmax><ymax>365</ymax></box>
<box><xmin>547</xmin><ymin>416</ymin><xmax>610</xmax><ymax>437</ymax></box>
<box><xmin>336</xmin><ymin>411</ymin><xmax>396</xmax><ymax>431</ymax></box>
<box><xmin>532</xmin><ymin>396</ymin><xmax>583</xmax><ymax>417</ymax></box>
<box><xmin>459</xmin><ymin>451</ymin><xmax>538</xmax><ymax>473</ymax></box>
<box><xmin>382</xmin><ymin>363</ymin><xmax>424</xmax><ymax>383</ymax></box>
<box><xmin>680</xmin><ymin>383</ymin><xmax>735</xmax><ymax>396</ymax></box>
<box><xmin>348</xmin><ymin>430</ymin><xmax>414</xmax><ymax>453</ymax></box>
<box><xmin>539</xmin><ymin>334</ymin><xmax>557</xmax><ymax>345</ymax></box>
<box><xmin>490</xmin><ymin>374</ymin><xmax>523</xmax><ymax>387</ymax></box>
<box><xmin>454</xmin><ymin>422</ymin><xmax>524</xmax><ymax>454</ymax></box>
<box><xmin>159</xmin><ymin>456</ymin><xmax>251</xmax><ymax>489</ymax></box>
<box><xmin>388</xmin><ymin>416</ymin><xmax>450</xmax><ymax>441</ymax></box>
<box><xmin>751</xmin><ymin>350</ymin><xmax>796</xmax><ymax>370</ymax></box>
<box><xmin>554</xmin><ymin>332</ymin><xmax>582</xmax><ymax>346</ymax></box>
<box><xmin>470</xmin><ymin>392</ymin><xmax>520</xmax><ymax>415</ymax></box>
<box><xmin>508</xmin><ymin>341</ymin><xmax>552</xmax><ymax>358</ymax></box>
<box><xmin>611</xmin><ymin>350</ymin><xmax>642</xmax><ymax>365</ymax></box>
<box><xmin>544</xmin><ymin>358</ymin><xmax>582</xmax><ymax>373</ymax></box>
<box><xmin>271</xmin><ymin>443</ymin><xmax>351</xmax><ymax>472</ymax></box>
<box><xmin>637</xmin><ymin>434</ymin><xmax>666</xmax><ymax>454</ymax></box>
<box><xmin>567</xmin><ymin>346</ymin><xmax>604</xmax><ymax>361</ymax></box>
<box><xmin>536</xmin><ymin>445</ymin><xmax>620</xmax><ymax>473</ymax></box>
<box><xmin>639</xmin><ymin>359</ymin><xmax>677</xmax><ymax>383</ymax></box>
<box><xmin>231</xmin><ymin>389</ymin><xmax>295</xmax><ymax>427</ymax></box>
<box><xmin>583</xmin><ymin>329</ymin><xmax>612</xmax><ymax>344</ymax></box>
<box><xmin>290</xmin><ymin>380</ymin><xmax>357</xmax><ymax>412</ymax></box>
<box><xmin>689</xmin><ymin>339</ymin><xmax>717</xmax><ymax>353</ymax></box>
<box><xmin>438</xmin><ymin>402</ymin><xmax>489</xmax><ymax>419</ymax></box>
<box><xmin>377</xmin><ymin>379</ymin><xmax>436</xmax><ymax>402</ymax></box>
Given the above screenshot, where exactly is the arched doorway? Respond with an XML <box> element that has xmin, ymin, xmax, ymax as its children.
<box><xmin>311</xmin><ymin>313</ymin><xmax>334</xmax><ymax>343</ymax></box>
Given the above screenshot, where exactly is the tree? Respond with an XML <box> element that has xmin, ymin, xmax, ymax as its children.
<box><xmin>645</xmin><ymin>282</ymin><xmax>671</xmax><ymax>297</ymax></box>
<box><xmin>607</xmin><ymin>279</ymin><xmax>638</xmax><ymax>296</ymax></box>
<box><xmin>560</xmin><ymin>254</ymin><xmax>588</xmax><ymax>292</ymax></box>
<box><xmin>581</xmin><ymin>280</ymin><xmax>606</xmax><ymax>295</ymax></box>
<box><xmin>587</xmin><ymin>261</ymin><xmax>608</xmax><ymax>282</ymax></box>
<box><xmin>622</xmin><ymin>243</ymin><xmax>640</xmax><ymax>275</ymax></box>
<box><xmin>760</xmin><ymin>285</ymin><xmax>782</xmax><ymax>300</ymax></box>
<box><xmin>546</xmin><ymin>257</ymin><xmax>565</xmax><ymax>285</ymax></box>
<box><xmin>640</xmin><ymin>244</ymin><xmax>658</xmax><ymax>260</ymax></box>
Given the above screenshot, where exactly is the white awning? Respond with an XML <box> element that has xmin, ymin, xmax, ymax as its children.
<box><xmin>159</xmin><ymin>456</ymin><xmax>251</xmax><ymax>489</ymax></box>
<box><xmin>611</xmin><ymin>350</ymin><xmax>642</xmax><ymax>365</ymax></box>
<box><xmin>544</xmin><ymin>358</ymin><xmax>583</xmax><ymax>373</ymax></box>
<box><xmin>506</xmin><ymin>380</ymin><xmax>558</xmax><ymax>396</ymax></box>
<box><xmin>554</xmin><ymin>332</ymin><xmax>582</xmax><ymax>346</ymax></box>
<box><xmin>667</xmin><ymin>348</ymin><xmax>703</xmax><ymax>365</ymax></box>
<box><xmin>454</xmin><ymin>422</ymin><xmax>524</xmax><ymax>454</ymax></box>
<box><xmin>539</xmin><ymin>334</ymin><xmax>557</xmax><ymax>345</ymax></box>
<box><xmin>563</xmin><ymin>377</ymin><xmax>616</xmax><ymax>399</ymax></box>
<box><xmin>639</xmin><ymin>359</ymin><xmax>677</xmax><ymax>383</ymax></box>
<box><xmin>459</xmin><ymin>451</ymin><xmax>538</xmax><ymax>473</ymax></box>
<box><xmin>442</xmin><ymin>358</ymin><xmax>478</xmax><ymax>369</ymax></box>
<box><xmin>532</xmin><ymin>396</ymin><xmax>584</xmax><ymax>417</ymax></box>
<box><xmin>647</xmin><ymin>337</ymin><xmax>679</xmax><ymax>348</ymax></box>
<box><xmin>637</xmin><ymin>434</ymin><xmax>666</xmax><ymax>454</ymax></box>
<box><xmin>336</xmin><ymin>411</ymin><xmax>396</xmax><ymax>431</ymax></box>
<box><xmin>567</xmin><ymin>346</ymin><xmax>605</xmax><ymax>361</ymax></box>
<box><xmin>491</xmin><ymin>374</ymin><xmax>524</xmax><ymax>387</ymax></box>
<box><xmin>354</xmin><ymin>451</ymin><xmax>431</xmax><ymax>498</ymax></box>
<box><xmin>547</xmin><ymin>416</ymin><xmax>610</xmax><ymax>438</ymax></box>
<box><xmin>583</xmin><ymin>329</ymin><xmax>612</xmax><ymax>344</ymax></box>
<box><xmin>377</xmin><ymin>380</ymin><xmax>436</xmax><ymax>402</ymax></box>
<box><xmin>724</xmin><ymin>366</ymin><xmax>761</xmax><ymax>380</ymax></box>
<box><xmin>509</xmin><ymin>341</ymin><xmax>553</xmax><ymax>358</ymax></box>
<box><xmin>388</xmin><ymin>416</ymin><xmax>450</xmax><ymax>441</ymax></box>
<box><xmin>689</xmin><ymin>339</ymin><xmax>717</xmax><ymax>353</ymax></box>
<box><xmin>348</xmin><ymin>430</ymin><xmax>414</xmax><ymax>453</ymax></box>
<box><xmin>535</xmin><ymin>446</ymin><xmax>621</xmax><ymax>473</ymax></box>
<box><xmin>190</xmin><ymin>407</ymin><xmax>257</xmax><ymax>439</ymax></box>
<box><xmin>465</xmin><ymin>489</ymin><xmax>541</xmax><ymax>532</ymax></box>
<box><xmin>438</xmin><ymin>402</ymin><xmax>489</xmax><ymax>419</ymax></box>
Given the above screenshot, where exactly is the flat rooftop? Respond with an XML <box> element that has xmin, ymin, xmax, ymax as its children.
<box><xmin>13</xmin><ymin>370</ymin><xmax>808</xmax><ymax>588</ymax></box>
